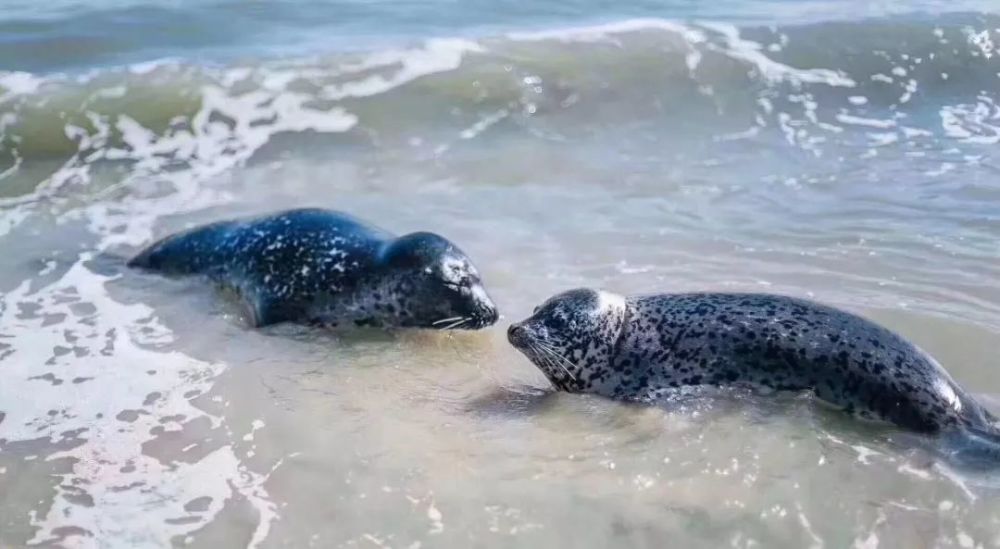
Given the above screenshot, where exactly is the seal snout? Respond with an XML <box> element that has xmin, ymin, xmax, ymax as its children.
<box><xmin>482</xmin><ymin>305</ymin><xmax>500</xmax><ymax>326</ymax></box>
<box><xmin>467</xmin><ymin>284</ymin><xmax>500</xmax><ymax>328</ymax></box>
<box><xmin>507</xmin><ymin>322</ymin><xmax>529</xmax><ymax>347</ymax></box>
<box><xmin>467</xmin><ymin>304</ymin><xmax>500</xmax><ymax>329</ymax></box>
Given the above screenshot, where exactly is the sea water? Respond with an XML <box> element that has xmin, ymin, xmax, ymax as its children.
<box><xmin>2</xmin><ymin>1</ymin><xmax>1000</xmax><ymax>546</ymax></box>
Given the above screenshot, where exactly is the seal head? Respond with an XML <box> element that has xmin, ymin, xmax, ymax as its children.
<box><xmin>507</xmin><ymin>288</ymin><xmax>626</xmax><ymax>391</ymax></box>
<box><xmin>379</xmin><ymin>232</ymin><xmax>498</xmax><ymax>330</ymax></box>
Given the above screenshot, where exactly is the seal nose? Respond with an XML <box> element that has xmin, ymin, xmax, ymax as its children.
<box><xmin>469</xmin><ymin>303</ymin><xmax>499</xmax><ymax>329</ymax></box>
<box><xmin>470</xmin><ymin>285</ymin><xmax>499</xmax><ymax>327</ymax></box>
<box><xmin>507</xmin><ymin>323</ymin><xmax>526</xmax><ymax>346</ymax></box>
<box><xmin>484</xmin><ymin>305</ymin><xmax>500</xmax><ymax>325</ymax></box>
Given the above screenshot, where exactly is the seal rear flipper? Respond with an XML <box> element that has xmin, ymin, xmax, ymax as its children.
<box><xmin>85</xmin><ymin>251</ymin><xmax>130</xmax><ymax>276</ymax></box>
<box><xmin>128</xmin><ymin>220</ymin><xmax>237</xmax><ymax>274</ymax></box>
<box><xmin>127</xmin><ymin>235</ymin><xmax>204</xmax><ymax>272</ymax></box>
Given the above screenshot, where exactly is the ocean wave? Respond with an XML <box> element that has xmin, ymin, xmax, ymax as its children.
<box><xmin>0</xmin><ymin>15</ymin><xmax>998</xmax><ymax>211</ymax></box>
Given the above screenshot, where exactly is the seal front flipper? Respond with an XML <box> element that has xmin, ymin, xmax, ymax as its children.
<box><xmin>248</xmin><ymin>298</ymin><xmax>303</xmax><ymax>328</ymax></box>
<box><xmin>232</xmin><ymin>279</ymin><xmax>303</xmax><ymax>328</ymax></box>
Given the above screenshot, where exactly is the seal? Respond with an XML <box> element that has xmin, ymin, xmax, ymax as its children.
<box><xmin>128</xmin><ymin>208</ymin><xmax>499</xmax><ymax>329</ymax></box>
<box><xmin>508</xmin><ymin>288</ymin><xmax>1000</xmax><ymax>442</ymax></box>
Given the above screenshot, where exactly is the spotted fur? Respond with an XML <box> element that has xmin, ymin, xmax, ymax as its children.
<box><xmin>129</xmin><ymin>208</ymin><xmax>499</xmax><ymax>329</ymax></box>
<box><xmin>509</xmin><ymin>288</ymin><xmax>998</xmax><ymax>435</ymax></box>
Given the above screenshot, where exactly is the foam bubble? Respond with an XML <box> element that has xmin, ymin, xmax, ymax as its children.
<box><xmin>0</xmin><ymin>255</ymin><xmax>278</xmax><ymax>547</ymax></box>
<box><xmin>507</xmin><ymin>18</ymin><xmax>707</xmax><ymax>45</ymax></box>
<box><xmin>700</xmin><ymin>22</ymin><xmax>856</xmax><ymax>87</ymax></box>
<box><xmin>940</xmin><ymin>95</ymin><xmax>1000</xmax><ymax>144</ymax></box>
<box><xmin>0</xmin><ymin>71</ymin><xmax>44</xmax><ymax>101</ymax></box>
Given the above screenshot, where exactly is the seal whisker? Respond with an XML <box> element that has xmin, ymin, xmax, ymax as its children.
<box><xmin>534</xmin><ymin>340</ymin><xmax>574</xmax><ymax>369</ymax></box>
<box><xmin>538</xmin><ymin>355</ymin><xmax>567</xmax><ymax>391</ymax></box>
<box><xmin>432</xmin><ymin>316</ymin><xmax>465</xmax><ymax>326</ymax></box>
<box><xmin>547</xmin><ymin>352</ymin><xmax>579</xmax><ymax>383</ymax></box>
<box><xmin>441</xmin><ymin>318</ymin><xmax>465</xmax><ymax>330</ymax></box>
<box><xmin>528</xmin><ymin>345</ymin><xmax>565</xmax><ymax>390</ymax></box>
<box><xmin>437</xmin><ymin>316</ymin><xmax>472</xmax><ymax>331</ymax></box>
<box><xmin>532</xmin><ymin>341</ymin><xmax>577</xmax><ymax>383</ymax></box>
<box><xmin>541</xmin><ymin>351</ymin><xmax>577</xmax><ymax>390</ymax></box>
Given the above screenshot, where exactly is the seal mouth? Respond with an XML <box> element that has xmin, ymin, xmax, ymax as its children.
<box><xmin>477</xmin><ymin>305</ymin><xmax>500</xmax><ymax>328</ymax></box>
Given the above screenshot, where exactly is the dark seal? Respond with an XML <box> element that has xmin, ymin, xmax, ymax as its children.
<box><xmin>128</xmin><ymin>208</ymin><xmax>499</xmax><ymax>329</ymax></box>
<box><xmin>508</xmin><ymin>288</ymin><xmax>1000</xmax><ymax>460</ymax></box>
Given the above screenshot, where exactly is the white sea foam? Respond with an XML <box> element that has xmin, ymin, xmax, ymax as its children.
<box><xmin>506</xmin><ymin>18</ymin><xmax>706</xmax><ymax>44</ymax></box>
<box><xmin>0</xmin><ymin>71</ymin><xmax>44</xmax><ymax>102</ymax></box>
<box><xmin>459</xmin><ymin>109</ymin><xmax>509</xmax><ymax>140</ymax></box>
<box><xmin>940</xmin><ymin>95</ymin><xmax>1000</xmax><ymax>144</ymax></box>
<box><xmin>700</xmin><ymin>22</ymin><xmax>856</xmax><ymax>87</ymax></box>
<box><xmin>509</xmin><ymin>17</ymin><xmax>854</xmax><ymax>87</ymax></box>
<box><xmin>835</xmin><ymin>113</ymin><xmax>897</xmax><ymax>129</ymax></box>
<box><xmin>0</xmin><ymin>256</ymin><xmax>278</xmax><ymax>547</ymax></box>
<box><xmin>320</xmin><ymin>38</ymin><xmax>483</xmax><ymax>101</ymax></box>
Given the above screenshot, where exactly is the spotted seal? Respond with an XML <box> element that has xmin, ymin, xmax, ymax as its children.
<box><xmin>508</xmin><ymin>288</ymin><xmax>1000</xmax><ymax>446</ymax></box>
<box><xmin>128</xmin><ymin>208</ymin><xmax>499</xmax><ymax>329</ymax></box>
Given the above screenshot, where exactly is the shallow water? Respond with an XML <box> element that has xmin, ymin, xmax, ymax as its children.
<box><xmin>3</xmin><ymin>2</ymin><xmax>1000</xmax><ymax>547</ymax></box>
